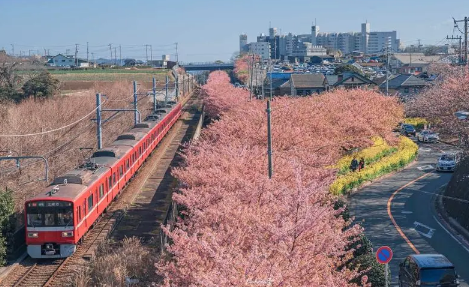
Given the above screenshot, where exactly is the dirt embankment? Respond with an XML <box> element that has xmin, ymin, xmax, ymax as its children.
<box><xmin>443</xmin><ymin>156</ymin><xmax>469</xmax><ymax>231</ymax></box>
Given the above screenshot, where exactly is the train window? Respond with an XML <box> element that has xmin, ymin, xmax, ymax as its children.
<box><xmin>108</xmin><ymin>176</ymin><xmax>112</xmax><ymax>189</ymax></box>
<box><xmin>126</xmin><ymin>159</ymin><xmax>129</xmax><ymax>169</ymax></box>
<box><xmin>119</xmin><ymin>166</ymin><xmax>123</xmax><ymax>177</ymax></box>
<box><xmin>113</xmin><ymin>173</ymin><xmax>116</xmax><ymax>184</ymax></box>
<box><xmin>139</xmin><ymin>147</ymin><xmax>142</xmax><ymax>155</ymax></box>
<box><xmin>88</xmin><ymin>195</ymin><xmax>94</xmax><ymax>211</ymax></box>
<box><xmin>26</xmin><ymin>201</ymin><xmax>73</xmax><ymax>227</ymax></box>
<box><xmin>134</xmin><ymin>152</ymin><xmax>137</xmax><ymax>160</ymax></box>
<box><xmin>78</xmin><ymin>206</ymin><xmax>81</xmax><ymax>221</ymax></box>
<box><xmin>99</xmin><ymin>184</ymin><xmax>104</xmax><ymax>199</ymax></box>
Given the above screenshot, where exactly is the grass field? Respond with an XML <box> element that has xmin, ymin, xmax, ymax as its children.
<box><xmin>51</xmin><ymin>69</ymin><xmax>170</xmax><ymax>82</ymax></box>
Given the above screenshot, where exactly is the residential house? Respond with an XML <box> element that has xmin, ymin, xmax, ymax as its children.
<box><xmin>288</xmin><ymin>74</ymin><xmax>328</xmax><ymax>96</ymax></box>
<box><xmin>333</xmin><ymin>72</ymin><xmax>376</xmax><ymax>89</ymax></box>
<box><xmin>263</xmin><ymin>77</ymin><xmax>290</xmax><ymax>96</ymax></box>
<box><xmin>47</xmin><ymin>54</ymin><xmax>90</xmax><ymax>67</ymax></box>
<box><xmin>378</xmin><ymin>74</ymin><xmax>428</xmax><ymax>99</ymax></box>
<box><xmin>390</xmin><ymin>53</ymin><xmax>442</xmax><ymax>74</ymax></box>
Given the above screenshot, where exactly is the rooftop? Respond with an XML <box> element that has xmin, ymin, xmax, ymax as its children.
<box><xmin>379</xmin><ymin>74</ymin><xmax>428</xmax><ymax>89</ymax></box>
<box><xmin>291</xmin><ymin>74</ymin><xmax>326</xmax><ymax>88</ymax></box>
<box><xmin>410</xmin><ymin>254</ymin><xmax>454</xmax><ymax>269</ymax></box>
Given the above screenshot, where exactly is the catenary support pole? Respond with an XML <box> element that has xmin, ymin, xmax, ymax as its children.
<box><xmin>464</xmin><ymin>17</ymin><xmax>468</xmax><ymax>66</ymax></box>
<box><xmin>152</xmin><ymin>77</ymin><xmax>157</xmax><ymax>111</ymax></box>
<box><xmin>267</xmin><ymin>100</ymin><xmax>273</xmax><ymax>179</ymax></box>
<box><xmin>165</xmin><ymin>75</ymin><xmax>169</xmax><ymax>105</ymax></box>
<box><xmin>96</xmin><ymin>93</ymin><xmax>102</xmax><ymax>149</ymax></box>
<box><xmin>133</xmin><ymin>81</ymin><xmax>138</xmax><ymax>125</ymax></box>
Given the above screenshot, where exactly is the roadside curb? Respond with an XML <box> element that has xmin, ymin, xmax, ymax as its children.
<box><xmin>0</xmin><ymin>252</ymin><xmax>27</xmax><ymax>283</ymax></box>
<box><xmin>433</xmin><ymin>184</ymin><xmax>469</xmax><ymax>248</ymax></box>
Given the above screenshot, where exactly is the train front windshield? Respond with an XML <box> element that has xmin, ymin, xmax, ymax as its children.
<box><xmin>26</xmin><ymin>201</ymin><xmax>73</xmax><ymax>227</ymax></box>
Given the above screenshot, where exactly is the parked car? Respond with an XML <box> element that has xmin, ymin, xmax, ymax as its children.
<box><xmin>417</xmin><ymin>130</ymin><xmax>440</xmax><ymax>143</ymax></box>
<box><xmin>436</xmin><ymin>153</ymin><xmax>461</xmax><ymax>172</ymax></box>
<box><xmin>401</xmin><ymin>124</ymin><xmax>416</xmax><ymax>136</ymax></box>
<box><xmin>399</xmin><ymin>254</ymin><xmax>460</xmax><ymax>286</ymax></box>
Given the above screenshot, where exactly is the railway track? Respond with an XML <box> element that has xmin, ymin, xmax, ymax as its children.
<box><xmin>0</xmin><ymin>93</ymin><xmax>199</xmax><ymax>287</ymax></box>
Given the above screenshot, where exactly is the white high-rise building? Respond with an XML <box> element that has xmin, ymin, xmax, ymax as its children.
<box><xmin>361</xmin><ymin>22</ymin><xmax>370</xmax><ymax>53</ymax></box>
<box><xmin>239</xmin><ymin>34</ymin><xmax>248</xmax><ymax>53</ymax></box>
<box><xmin>248</xmin><ymin>42</ymin><xmax>271</xmax><ymax>60</ymax></box>
<box><xmin>311</xmin><ymin>25</ymin><xmax>319</xmax><ymax>45</ymax></box>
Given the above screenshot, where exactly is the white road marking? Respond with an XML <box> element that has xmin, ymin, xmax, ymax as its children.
<box><xmin>413</xmin><ymin>221</ymin><xmax>435</xmax><ymax>238</ymax></box>
<box><xmin>419</xmin><ymin>147</ymin><xmax>432</xmax><ymax>152</ymax></box>
<box><xmin>401</xmin><ymin>211</ymin><xmax>413</xmax><ymax>214</ymax></box>
<box><xmin>417</xmin><ymin>165</ymin><xmax>434</xmax><ymax>171</ymax></box>
<box><xmin>432</xmin><ymin>215</ymin><xmax>469</xmax><ymax>254</ymax></box>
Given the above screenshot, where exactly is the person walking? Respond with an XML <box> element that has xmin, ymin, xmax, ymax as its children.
<box><xmin>350</xmin><ymin>157</ymin><xmax>359</xmax><ymax>172</ymax></box>
<box><xmin>358</xmin><ymin>158</ymin><xmax>365</xmax><ymax>172</ymax></box>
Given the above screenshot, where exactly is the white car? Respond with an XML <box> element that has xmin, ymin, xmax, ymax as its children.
<box><xmin>436</xmin><ymin>153</ymin><xmax>461</xmax><ymax>172</ymax></box>
<box><xmin>417</xmin><ymin>130</ymin><xmax>439</xmax><ymax>143</ymax></box>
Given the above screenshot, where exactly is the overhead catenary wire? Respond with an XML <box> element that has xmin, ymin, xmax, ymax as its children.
<box><xmin>0</xmin><ymin>99</ymin><xmax>107</xmax><ymax>137</ymax></box>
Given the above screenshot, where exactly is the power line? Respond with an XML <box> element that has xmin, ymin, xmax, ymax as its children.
<box><xmin>0</xmin><ymin>100</ymin><xmax>107</xmax><ymax>137</ymax></box>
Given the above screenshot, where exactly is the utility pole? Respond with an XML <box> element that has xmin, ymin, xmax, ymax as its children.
<box><xmin>175</xmin><ymin>42</ymin><xmax>179</xmax><ymax>63</ymax></box>
<box><xmin>386</xmin><ymin>37</ymin><xmax>391</xmax><ymax>96</ymax></box>
<box><xmin>165</xmin><ymin>75</ymin><xmax>169</xmax><ymax>105</ymax></box>
<box><xmin>261</xmin><ymin>62</ymin><xmax>265</xmax><ymax>100</ymax></box>
<box><xmin>96</xmin><ymin>93</ymin><xmax>102</xmax><ymax>149</ymax></box>
<box><xmin>269</xmin><ymin>59</ymin><xmax>273</xmax><ymax>100</ymax></box>
<box><xmin>114</xmin><ymin>47</ymin><xmax>117</xmax><ymax>65</ymax></box>
<box><xmin>11</xmin><ymin>44</ymin><xmax>14</xmax><ymax>57</ymax></box>
<box><xmin>109</xmin><ymin>44</ymin><xmax>112</xmax><ymax>64</ymax></box>
<box><xmin>150</xmin><ymin>45</ymin><xmax>153</xmax><ymax>61</ymax></box>
<box><xmin>152</xmin><ymin>77</ymin><xmax>157</xmax><ymax>111</ymax></box>
<box><xmin>119</xmin><ymin>45</ymin><xmax>122</xmax><ymax>66</ymax></box>
<box><xmin>133</xmin><ymin>81</ymin><xmax>138</xmax><ymax>125</ymax></box>
<box><xmin>447</xmin><ymin>35</ymin><xmax>463</xmax><ymax>64</ymax></box>
<box><xmin>75</xmin><ymin>44</ymin><xmax>79</xmax><ymax>67</ymax></box>
<box><xmin>87</xmin><ymin>42</ymin><xmax>89</xmax><ymax>63</ymax></box>
<box><xmin>453</xmin><ymin>17</ymin><xmax>468</xmax><ymax>65</ymax></box>
<box><xmin>145</xmin><ymin>44</ymin><xmax>149</xmax><ymax>63</ymax></box>
<box><xmin>249</xmin><ymin>52</ymin><xmax>255</xmax><ymax>100</ymax></box>
<box><xmin>266</xmin><ymin>100</ymin><xmax>273</xmax><ymax>179</ymax></box>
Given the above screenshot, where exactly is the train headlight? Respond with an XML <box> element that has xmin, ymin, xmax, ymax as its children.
<box><xmin>62</xmin><ymin>231</ymin><xmax>73</xmax><ymax>237</ymax></box>
<box><xmin>28</xmin><ymin>232</ymin><xmax>38</xmax><ymax>238</ymax></box>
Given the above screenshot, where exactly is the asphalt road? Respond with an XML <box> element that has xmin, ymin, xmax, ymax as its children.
<box><xmin>350</xmin><ymin>139</ymin><xmax>469</xmax><ymax>286</ymax></box>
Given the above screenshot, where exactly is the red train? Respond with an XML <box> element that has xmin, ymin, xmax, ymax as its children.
<box><xmin>25</xmin><ymin>102</ymin><xmax>182</xmax><ymax>258</ymax></box>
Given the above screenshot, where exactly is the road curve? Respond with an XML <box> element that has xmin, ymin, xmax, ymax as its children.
<box><xmin>350</xmin><ymin>140</ymin><xmax>469</xmax><ymax>286</ymax></box>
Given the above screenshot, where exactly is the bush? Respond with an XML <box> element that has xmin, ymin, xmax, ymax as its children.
<box><xmin>71</xmin><ymin>237</ymin><xmax>159</xmax><ymax>287</ymax></box>
<box><xmin>335</xmin><ymin>137</ymin><xmax>398</xmax><ymax>175</ymax></box>
<box><xmin>22</xmin><ymin>71</ymin><xmax>60</xmax><ymax>100</ymax></box>
<box><xmin>349</xmin><ymin>253</ymin><xmax>390</xmax><ymax>286</ymax></box>
<box><xmin>404</xmin><ymin>117</ymin><xmax>428</xmax><ymax>130</ymax></box>
<box><xmin>331</xmin><ymin>136</ymin><xmax>418</xmax><ymax>195</ymax></box>
<box><xmin>0</xmin><ymin>188</ymin><xmax>14</xmax><ymax>266</ymax></box>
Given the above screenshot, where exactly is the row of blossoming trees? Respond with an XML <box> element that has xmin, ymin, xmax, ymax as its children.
<box><xmin>156</xmin><ymin>70</ymin><xmax>403</xmax><ymax>286</ymax></box>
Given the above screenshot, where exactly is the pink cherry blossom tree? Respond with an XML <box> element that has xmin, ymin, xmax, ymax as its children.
<box><xmin>156</xmin><ymin>72</ymin><xmax>401</xmax><ymax>286</ymax></box>
<box><xmin>407</xmin><ymin>64</ymin><xmax>469</xmax><ymax>141</ymax></box>
<box><xmin>201</xmin><ymin>70</ymin><xmax>249</xmax><ymax>118</ymax></box>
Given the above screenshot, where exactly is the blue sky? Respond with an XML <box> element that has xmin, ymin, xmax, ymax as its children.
<box><xmin>1</xmin><ymin>0</ymin><xmax>468</xmax><ymax>62</ymax></box>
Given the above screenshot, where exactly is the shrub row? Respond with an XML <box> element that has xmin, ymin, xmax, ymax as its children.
<box><xmin>404</xmin><ymin>117</ymin><xmax>428</xmax><ymax>130</ymax></box>
<box><xmin>335</xmin><ymin>137</ymin><xmax>398</xmax><ymax>175</ymax></box>
<box><xmin>330</xmin><ymin>136</ymin><xmax>418</xmax><ymax>195</ymax></box>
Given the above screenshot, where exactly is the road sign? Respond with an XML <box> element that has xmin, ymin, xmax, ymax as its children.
<box><xmin>376</xmin><ymin>246</ymin><xmax>393</xmax><ymax>264</ymax></box>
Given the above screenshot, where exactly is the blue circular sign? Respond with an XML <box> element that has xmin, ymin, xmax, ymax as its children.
<box><xmin>376</xmin><ymin>246</ymin><xmax>393</xmax><ymax>264</ymax></box>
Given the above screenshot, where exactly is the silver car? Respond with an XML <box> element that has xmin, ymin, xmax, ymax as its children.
<box><xmin>436</xmin><ymin>153</ymin><xmax>461</xmax><ymax>172</ymax></box>
<box><xmin>417</xmin><ymin>130</ymin><xmax>439</xmax><ymax>143</ymax></box>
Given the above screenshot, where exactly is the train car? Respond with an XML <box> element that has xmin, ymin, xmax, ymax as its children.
<box><xmin>25</xmin><ymin>101</ymin><xmax>182</xmax><ymax>258</ymax></box>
